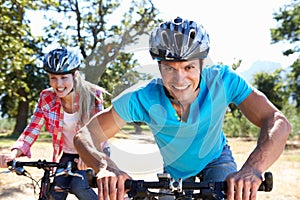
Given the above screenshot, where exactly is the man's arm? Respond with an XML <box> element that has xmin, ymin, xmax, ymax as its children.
<box><xmin>238</xmin><ymin>89</ymin><xmax>291</xmax><ymax>172</ymax></box>
<box><xmin>226</xmin><ymin>89</ymin><xmax>291</xmax><ymax>200</ymax></box>
<box><xmin>74</xmin><ymin>105</ymin><xmax>131</xmax><ymax>200</ymax></box>
<box><xmin>74</xmin><ymin>105</ymin><xmax>127</xmax><ymax>173</ymax></box>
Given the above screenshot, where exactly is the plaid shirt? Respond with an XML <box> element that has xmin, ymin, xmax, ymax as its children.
<box><xmin>11</xmin><ymin>87</ymin><xmax>105</xmax><ymax>162</ymax></box>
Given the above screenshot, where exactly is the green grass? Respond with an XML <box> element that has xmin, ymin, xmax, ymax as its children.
<box><xmin>0</xmin><ymin>131</ymin><xmax>51</xmax><ymax>147</ymax></box>
<box><xmin>0</xmin><ymin>138</ymin><xmax>15</xmax><ymax>147</ymax></box>
<box><xmin>121</xmin><ymin>124</ymin><xmax>151</xmax><ymax>132</ymax></box>
<box><xmin>282</xmin><ymin>145</ymin><xmax>300</xmax><ymax>162</ymax></box>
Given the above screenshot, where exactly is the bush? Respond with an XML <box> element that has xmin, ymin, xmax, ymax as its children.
<box><xmin>0</xmin><ymin>118</ymin><xmax>15</xmax><ymax>133</ymax></box>
<box><xmin>281</xmin><ymin>104</ymin><xmax>300</xmax><ymax>140</ymax></box>
<box><xmin>223</xmin><ymin>103</ymin><xmax>300</xmax><ymax>140</ymax></box>
<box><xmin>223</xmin><ymin>113</ymin><xmax>259</xmax><ymax>138</ymax></box>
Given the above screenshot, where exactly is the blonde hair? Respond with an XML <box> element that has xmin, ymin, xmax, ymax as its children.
<box><xmin>74</xmin><ymin>71</ymin><xmax>108</xmax><ymax>126</ymax></box>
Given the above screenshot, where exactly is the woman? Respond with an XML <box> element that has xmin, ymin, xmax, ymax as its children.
<box><xmin>0</xmin><ymin>47</ymin><xmax>110</xmax><ymax>199</ymax></box>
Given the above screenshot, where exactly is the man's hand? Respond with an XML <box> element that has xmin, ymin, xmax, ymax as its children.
<box><xmin>226</xmin><ymin>169</ymin><xmax>263</xmax><ymax>200</ymax></box>
<box><xmin>97</xmin><ymin>169</ymin><xmax>131</xmax><ymax>200</ymax></box>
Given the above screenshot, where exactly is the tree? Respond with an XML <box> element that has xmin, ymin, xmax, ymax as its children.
<box><xmin>1</xmin><ymin>0</ymin><xmax>159</xmax><ymax>135</ymax></box>
<box><xmin>270</xmin><ymin>0</ymin><xmax>299</xmax><ymax>56</ymax></box>
<box><xmin>99</xmin><ymin>52</ymin><xmax>152</xmax><ymax>105</ymax></box>
<box><xmin>252</xmin><ymin>69</ymin><xmax>288</xmax><ymax>110</ymax></box>
<box><xmin>38</xmin><ymin>0</ymin><xmax>159</xmax><ymax>133</ymax></box>
<box><xmin>271</xmin><ymin>0</ymin><xmax>300</xmax><ymax>109</ymax></box>
<box><xmin>287</xmin><ymin>59</ymin><xmax>300</xmax><ymax>108</ymax></box>
<box><xmin>0</xmin><ymin>0</ymin><xmax>49</xmax><ymax>135</ymax></box>
<box><xmin>42</xmin><ymin>0</ymin><xmax>160</xmax><ymax>86</ymax></box>
<box><xmin>227</xmin><ymin>59</ymin><xmax>243</xmax><ymax>118</ymax></box>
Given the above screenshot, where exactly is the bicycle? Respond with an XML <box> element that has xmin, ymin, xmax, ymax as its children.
<box><xmin>1</xmin><ymin>160</ymin><xmax>273</xmax><ymax>200</ymax></box>
<box><xmin>124</xmin><ymin>172</ymin><xmax>273</xmax><ymax>200</ymax></box>
<box><xmin>0</xmin><ymin>159</ymin><xmax>84</xmax><ymax>200</ymax></box>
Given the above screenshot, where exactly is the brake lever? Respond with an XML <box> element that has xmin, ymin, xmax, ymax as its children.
<box><xmin>3</xmin><ymin>160</ymin><xmax>28</xmax><ymax>176</ymax></box>
<box><xmin>0</xmin><ymin>169</ymin><xmax>12</xmax><ymax>174</ymax></box>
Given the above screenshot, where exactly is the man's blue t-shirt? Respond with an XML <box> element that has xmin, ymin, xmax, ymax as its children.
<box><xmin>112</xmin><ymin>65</ymin><xmax>253</xmax><ymax>180</ymax></box>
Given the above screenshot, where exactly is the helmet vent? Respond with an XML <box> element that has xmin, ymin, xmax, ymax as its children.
<box><xmin>161</xmin><ymin>31</ymin><xmax>170</xmax><ymax>48</ymax></box>
<box><xmin>189</xmin><ymin>30</ymin><xmax>196</xmax><ymax>40</ymax></box>
<box><xmin>174</xmin><ymin>33</ymin><xmax>183</xmax><ymax>54</ymax></box>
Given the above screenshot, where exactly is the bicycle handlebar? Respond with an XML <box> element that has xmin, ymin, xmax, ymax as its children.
<box><xmin>7</xmin><ymin>159</ymin><xmax>75</xmax><ymax>169</ymax></box>
<box><xmin>124</xmin><ymin>172</ymin><xmax>273</xmax><ymax>199</ymax></box>
<box><xmin>0</xmin><ymin>159</ymin><xmax>86</xmax><ymax>199</ymax></box>
<box><xmin>6</xmin><ymin>159</ymin><xmax>83</xmax><ymax>179</ymax></box>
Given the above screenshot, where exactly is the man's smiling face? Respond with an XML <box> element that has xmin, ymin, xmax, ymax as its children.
<box><xmin>159</xmin><ymin>59</ymin><xmax>201</xmax><ymax>105</ymax></box>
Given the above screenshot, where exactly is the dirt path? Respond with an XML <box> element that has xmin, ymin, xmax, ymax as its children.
<box><xmin>0</xmin><ymin>136</ymin><xmax>299</xmax><ymax>200</ymax></box>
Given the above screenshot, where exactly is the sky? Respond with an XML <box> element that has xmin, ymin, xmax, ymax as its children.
<box><xmin>28</xmin><ymin>0</ymin><xmax>298</xmax><ymax>75</ymax></box>
<box><xmin>140</xmin><ymin>0</ymin><xmax>298</xmax><ymax>74</ymax></box>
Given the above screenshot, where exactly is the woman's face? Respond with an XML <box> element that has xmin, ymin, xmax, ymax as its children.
<box><xmin>48</xmin><ymin>73</ymin><xmax>74</xmax><ymax>98</ymax></box>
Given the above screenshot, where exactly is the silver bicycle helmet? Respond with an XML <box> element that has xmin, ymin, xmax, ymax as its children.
<box><xmin>149</xmin><ymin>17</ymin><xmax>210</xmax><ymax>61</ymax></box>
<box><xmin>43</xmin><ymin>47</ymin><xmax>80</xmax><ymax>74</ymax></box>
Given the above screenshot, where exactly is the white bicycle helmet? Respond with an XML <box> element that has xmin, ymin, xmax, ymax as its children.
<box><xmin>43</xmin><ymin>47</ymin><xmax>80</xmax><ymax>74</ymax></box>
<box><xmin>149</xmin><ymin>17</ymin><xmax>210</xmax><ymax>61</ymax></box>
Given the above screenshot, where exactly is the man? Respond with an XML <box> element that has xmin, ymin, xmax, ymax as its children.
<box><xmin>73</xmin><ymin>17</ymin><xmax>291</xmax><ymax>200</ymax></box>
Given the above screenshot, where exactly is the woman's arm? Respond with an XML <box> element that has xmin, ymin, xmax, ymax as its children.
<box><xmin>10</xmin><ymin>93</ymin><xmax>46</xmax><ymax>158</ymax></box>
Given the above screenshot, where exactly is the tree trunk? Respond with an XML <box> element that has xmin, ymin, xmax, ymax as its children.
<box><xmin>131</xmin><ymin>122</ymin><xmax>143</xmax><ymax>134</ymax></box>
<box><xmin>12</xmin><ymin>88</ymin><xmax>29</xmax><ymax>136</ymax></box>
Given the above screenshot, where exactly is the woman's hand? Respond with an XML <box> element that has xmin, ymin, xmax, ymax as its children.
<box><xmin>0</xmin><ymin>149</ymin><xmax>21</xmax><ymax>168</ymax></box>
<box><xmin>0</xmin><ymin>154</ymin><xmax>9</xmax><ymax>168</ymax></box>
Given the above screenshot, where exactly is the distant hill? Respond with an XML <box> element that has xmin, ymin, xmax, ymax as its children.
<box><xmin>238</xmin><ymin>60</ymin><xmax>282</xmax><ymax>83</ymax></box>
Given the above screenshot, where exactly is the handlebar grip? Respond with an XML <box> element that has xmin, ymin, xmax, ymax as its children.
<box><xmin>258</xmin><ymin>172</ymin><xmax>273</xmax><ymax>192</ymax></box>
<box><xmin>125</xmin><ymin>179</ymin><xmax>132</xmax><ymax>190</ymax></box>
<box><xmin>6</xmin><ymin>161</ymin><xmax>13</xmax><ymax>166</ymax></box>
<box><xmin>223</xmin><ymin>172</ymin><xmax>273</xmax><ymax>192</ymax></box>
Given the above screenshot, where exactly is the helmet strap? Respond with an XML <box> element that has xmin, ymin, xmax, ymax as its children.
<box><xmin>163</xmin><ymin>86</ymin><xmax>174</xmax><ymax>100</ymax></box>
<box><xmin>66</xmin><ymin>88</ymin><xmax>74</xmax><ymax>96</ymax></box>
<box><xmin>195</xmin><ymin>59</ymin><xmax>203</xmax><ymax>92</ymax></box>
<box><xmin>66</xmin><ymin>73</ymin><xmax>76</xmax><ymax>95</ymax></box>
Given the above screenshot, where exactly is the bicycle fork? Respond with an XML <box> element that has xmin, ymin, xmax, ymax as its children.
<box><xmin>39</xmin><ymin>169</ymin><xmax>52</xmax><ymax>200</ymax></box>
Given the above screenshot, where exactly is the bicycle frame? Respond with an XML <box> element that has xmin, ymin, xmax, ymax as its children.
<box><xmin>39</xmin><ymin>167</ymin><xmax>52</xmax><ymax>200</ymax></box>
